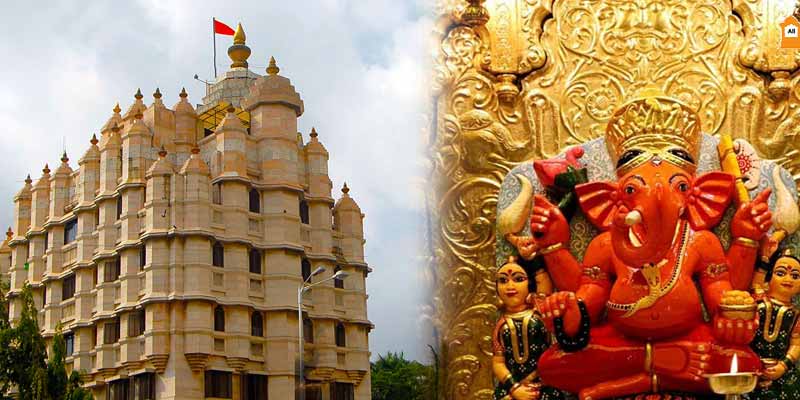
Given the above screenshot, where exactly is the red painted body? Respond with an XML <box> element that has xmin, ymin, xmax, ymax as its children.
<box><xmin>529</xmin><ymin>160</ymin><xmax>773</xmax><ymax>399</ymax></box>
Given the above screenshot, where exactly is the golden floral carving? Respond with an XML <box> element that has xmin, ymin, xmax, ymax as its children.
<box><xmin>430</xmin><ymin>0</ymin><xmax>800</xmax><ymax>398</ymax></box>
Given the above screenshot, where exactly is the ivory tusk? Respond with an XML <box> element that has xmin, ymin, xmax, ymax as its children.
<box><xmin>498</xmin><ymin>174</ymin><xmax>533</xmax><ymax>235</ymax></box>
<box><xmin>625</xmin><ymin>210</ymin><xmax>642</xmax><ymax>226</ymax></box>
<box><xmin>772</xmin><ymin>166</ymin><xmax>800</xmax><ymax>235</ymax></box>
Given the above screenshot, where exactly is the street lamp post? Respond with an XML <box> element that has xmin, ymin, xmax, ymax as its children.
<box><xmin>297</xmin><ymin>266</ymin><xmax>349</xmax><ymax>400</ymax></box>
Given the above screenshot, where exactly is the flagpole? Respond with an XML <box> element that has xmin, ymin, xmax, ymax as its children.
<box><xmin>212</xmin><ymin>17</ymin><xmax>218</xmax><ymax>77</ymax></box>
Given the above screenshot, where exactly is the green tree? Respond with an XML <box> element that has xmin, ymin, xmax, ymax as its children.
<box><xmin>3</xmin><ymin>285</ymin><xmax>47</xmax><ymax>400</ymax></box>
<box><xmin>51</xmin><ymin>330</ymin><xmax>92</xmax><ymax>400</ymax></box>
<box><xmin>0</xmin><ymin>284</ymin><xmax>92</xmax><ymax>399</ymax></box>
<box><xmin>371</xmin><ymin>352</ymin><xmax>435</xmax><ymax>400</ymax></box>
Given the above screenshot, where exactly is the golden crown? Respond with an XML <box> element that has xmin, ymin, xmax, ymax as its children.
<box><xmin>606</xmin><ymin>90</ymin><xmax>701</xmax><ymax>174</ymax></box>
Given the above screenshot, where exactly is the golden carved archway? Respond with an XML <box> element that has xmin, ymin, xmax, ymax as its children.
<box><xmin>429</xmin><ymin>0</ymin><xmax>800</xmax><ymax>398</ymax></box>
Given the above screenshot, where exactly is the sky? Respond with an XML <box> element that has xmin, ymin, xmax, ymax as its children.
<box><xmin>0</xmin><ymin>1</ymin><xmax>434</xmax><ymax>362</ymax></box>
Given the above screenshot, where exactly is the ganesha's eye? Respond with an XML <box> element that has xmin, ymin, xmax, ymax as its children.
<box><xmin>678</xmin><ymin>182</ymin><xmax>689</xmax><ymax>192</ymax></box>
<box><xmin>624</xmin><ymin>185</ymin><xmax>636</xmax><ymax>195</ymax></box>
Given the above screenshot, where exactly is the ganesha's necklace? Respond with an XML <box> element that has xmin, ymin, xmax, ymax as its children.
<box><xmin>504</xmin><ymin>309</ymin><xmax>533</xmax><ymax>364</ymax></box>
<box><xmin>607</xmin><ymin>221</ymin><xmax>688</xmax><ymax>318</ymax></box>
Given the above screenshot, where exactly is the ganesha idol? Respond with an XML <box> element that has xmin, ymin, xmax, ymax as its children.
<box><xmin>494</xmin><ymin>90</ymin><xmax>800</xmax><ymax>399</ymax></box>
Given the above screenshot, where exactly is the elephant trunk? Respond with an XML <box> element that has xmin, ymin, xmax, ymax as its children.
<box><xmin>498</xmin><ymin>174</ymin><xmax>533</xmax><ymax>236</ymax></box>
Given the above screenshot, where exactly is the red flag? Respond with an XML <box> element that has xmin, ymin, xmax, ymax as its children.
<box><xmin>213</xmin><ymin>19</ymin><xmax>235</xmax><ymax>36</ymax></box>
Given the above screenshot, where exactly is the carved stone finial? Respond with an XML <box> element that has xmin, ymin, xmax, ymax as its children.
<box><xmin>179</xmin><ymin>87</ymin><xmax>188</xmax><ymax>98</ymax></box>
<box><xmin>310</xmin><ymin>127</ymin><xmax>318</xmax><ymax>138</ymax></box>
<box><xmin>43</xmin><ymin>164</ymin><xmax>50</xmax><ymax>174</ymax></box>
<box><xmin>5</xmin><ymin>227</ymin><xmax>12</xmax><ymax>239</ymax></box>
<box><xmin>158</xmin><ymin>146</ymin><xmax>167</xmax><ymax>158</ymax></box>
<box><xmin>342</xmin><ymin>182</ymin><xmax>350</xmax><ymax>194</ymax></box>
<box><xmin>113</xmin><ymin>103</ymin><xmax>121</xmax><ymax>114</ymax></box>
<box><xmin>233</xmin><ymin>23</ymin><xmax>246</xmax><ymax>45</ymax></box>
<box><xmin>134</xmin><ymin>88</ymin><xmax>143</xmax><ymax>100</ymax></box>
<box><xmin>111</xmin><ymin>123</ymin><xmax>120</xmax><ymax>133</ymax></box>
<box><xmin>134</xmin><ymin>112</ymin><xmax>144</xmax><ymax>120</ymax></box>
<box><xmin>25</xmin><ymin>174</ymin><xmax>32</xmax><ymax>184</ymax></box>
<box><xmin>61</xmin><ymin>151</ymin><xmax>69</xmax><ymax>163</ymax></box>
<box><xmin>90</xmin><ymin>134</ymin><xmax>99</xmax><ymax>145</ymax></box>
<box><xmin>153</xmin><ymin>88</ymin><xmax>162</xmax><ymax>99</ymax></box>
<box><xmin>461</xmin><ymin>0</ymin><xmax>489</xmax><ymax>27</ymax></box>
<box><xmin>228</xmin><ymin>23</ymin><xmax>251</xmax><ymax>69</ymax></box>
<box><xmin>267</xmin><ymin>56</ymin><xmax>280</xmax><ymax>75</ymax></box>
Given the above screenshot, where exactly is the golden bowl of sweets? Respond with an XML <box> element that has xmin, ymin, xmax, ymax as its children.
<box><xmin>719</xmin><ymin>290</ymin><xmax>756</xmax><ymax>320</ymax></box>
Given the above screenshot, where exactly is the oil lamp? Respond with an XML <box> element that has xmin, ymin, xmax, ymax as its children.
<box><xmin>705</xmin><ymin>354</ymin><xmax>758</xmax><ymax>400</ymax></box>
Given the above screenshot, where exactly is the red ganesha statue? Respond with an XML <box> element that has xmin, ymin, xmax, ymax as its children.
<box><xmin>494</xmin><ymin>91</ymin><xmax>787</xmax><ymax>400</ymax></box>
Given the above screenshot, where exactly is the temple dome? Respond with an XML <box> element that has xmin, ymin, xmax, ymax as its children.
<box><xmin>241</xmin><ymin>56</ymin><xmax>304</xmax><ymax>116</ymax></box>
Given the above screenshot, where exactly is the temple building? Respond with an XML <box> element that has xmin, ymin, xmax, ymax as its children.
<box><xmin>2</xmin><ymin>24</ymin><xmax>371</xmax><ymax>400</ymax></box>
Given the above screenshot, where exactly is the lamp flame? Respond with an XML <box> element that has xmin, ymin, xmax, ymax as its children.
<box><xmin>730</xmin><ymin>353</ymin><xmax>739</xmax><ymax>374</ymax></box>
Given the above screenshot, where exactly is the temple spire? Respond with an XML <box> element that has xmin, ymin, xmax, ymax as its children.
<box><xmin>233</xmin><ymin>23</ymin><xmax>245</xmax><ymax>45</ymax></box>
<box><xmin>228</xmin><ymin>23</ymin><xmax>251</xmax><ymax>69</ymax></box>
<box><xmin>267</xmin><ymin>56</ymin><xmax>280</xmax><ymax>75</ymax></box>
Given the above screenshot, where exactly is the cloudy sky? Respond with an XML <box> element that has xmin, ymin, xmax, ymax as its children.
<box><xmin>0</xmin><ymin>1</ymin><xmax>433</xmax><ymax>362</ymax></box>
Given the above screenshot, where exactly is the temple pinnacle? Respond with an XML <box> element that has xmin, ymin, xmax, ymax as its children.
<box><xmin>61</xmin><ymin>151</ymin><xmax>69</xmax><ymax>163</ymax></box>
<box><xmin>228</xmin><ymin>23</ymin><xmax>251</xmax><ymax>68</ymax></box>
<box><xmin>233</xmin><ymin>23</ymin><xmax>246</xmax><ymax>45</ymax></box>
<box><xmin>135</xmin><ymin>88</ymin><xmax>143</xmax><ymax>100</ymax></box>
<box><xmin>25</xmin><ymin>174</ymin><xmax>32</xmax><ymax>184</ymax></box>
<box><xmin>158</xmin><ymin>146</ymin><xmax>167</xmax><ymax>158</ymax></box>
<box><xmin>267</xmin><ymin>56</ymin><xmax>280</xmax><ymax>75</ymax></box>
<box><xmin>179</xmin><ymin>87</ymin><xmax>188</xmax><ymax>98</ymax></box>
<box><xmin>90</xmin><ymin>133</ymin><xmax>99</xmax><ymax>145</ymax></box>
<box><xmin>342</xmin><ymin>182</ymin><xmax>350</xmax><ymax>194</ymax></box>
<box><xmin>153</xmin><ymin>88</ymin><xmax>162</xmax><ymax>99</ymax></box>
<box><xmin>113</xmin><ymin>103</ymin><xmax>121</xmax><ymax>114</ymax></box>
<box><xmin>5</xmin><ymin>227</ymin><xmax>12</xmax><ymax>240</ymax></box>
<box><xmin>43</xmin><ymin>164</ymin><xmax>50</xmax><ymax>174</ymax></box>
<box><xmin>310</xmin><ymin>127</ymin><xmax>318</xmax><ymax>138</ymax></box>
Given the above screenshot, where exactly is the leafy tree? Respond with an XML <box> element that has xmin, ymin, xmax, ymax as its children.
<box><xmin>0</xmin><ymin>284</ymin><xmax>92</xmax><ymax>399</ymax></box>
<box><xmin>371</xmin><ymin>352</ymin><xmax>435</xmax><ymax>400</ymax></box>
<box><xmin>6</xmin><ymin>284</ymin><xmax>48</xmax><ymax>400</ymax></box>
<box><xmin>65</xmin><ymin>370</ymin><xmax>93</xmax><ymax>400</ymax></box>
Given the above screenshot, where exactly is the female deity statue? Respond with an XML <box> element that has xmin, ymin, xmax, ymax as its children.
<box><xmin>492</xmin><ymin>256</ymin><xmax>563</xmax><ymax>400</ymax></box>
<box><xmin>748</xmin><ymin>249</ymin><xmax>800</xmax><ymax>399</ymax></box>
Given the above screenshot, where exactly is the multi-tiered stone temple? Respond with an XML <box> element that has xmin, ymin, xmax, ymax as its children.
<box><xmin>0</xmin><ymin>24</ymin><xmax>371</xmax><ymax>400</ymax></box>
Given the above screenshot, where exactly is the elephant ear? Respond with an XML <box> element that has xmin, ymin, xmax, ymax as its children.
<box><xmin>686</xmin><ymin>171</ymin><xmax>735</xmax><ymax>230</ymax></box>
<box><xmin>575</xmin><ymin>181</ymin><xmax>620</xmax><ymax>230</ymax></box>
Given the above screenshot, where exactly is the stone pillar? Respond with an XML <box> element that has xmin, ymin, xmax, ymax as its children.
<box><xmin>173</xmin><ymin>88</ymin><xmax>198</xmax><ymax>166</ymax></box>
<box><xmin>304</xmin><ymin>128</ymin><xmax>334</xmax><ymax>255</ymax></box>
<box><xmin>144</xmin><ymin>88</ymin><xmax>176</xmax><ymax>153</ymax></box>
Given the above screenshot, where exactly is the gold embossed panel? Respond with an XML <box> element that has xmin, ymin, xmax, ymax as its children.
<box><xmin>430</xmin><ymin>0</ymin><xmax>800</xmax><ymax>398</ymax></box>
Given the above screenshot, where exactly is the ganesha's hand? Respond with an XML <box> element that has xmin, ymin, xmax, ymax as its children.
<box><xmin>533</xmin><ymin>291</ymin><xmax>579</xmax><ymax>335</ymax></box>
<box><xmin>510</xmin><ymin>383</ymin><xmax>541</xmax><ymax>400</ymax></box>
<box><xmin>530</xmin><ymin>195</ymin><xmax>570</xmax><ymax>248</ymax></box>
<box><xmin>505</xmin><ymin>234</ymin><xmax>538</xmax><ymax>260</ymax></box>
<box><xmin>712</xmin><ymin>314</ymin><xmax>758</xmax><ymax>345</ymax></box>
<box><xmin>653</xmin><ymin>341</ymin><xmax>712</xmax><ymax>383</ymax></box>
<box><xmin>731</xmin><ymin>189</ymin><xmax>772</xmax><ymax>240</ymax></box>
